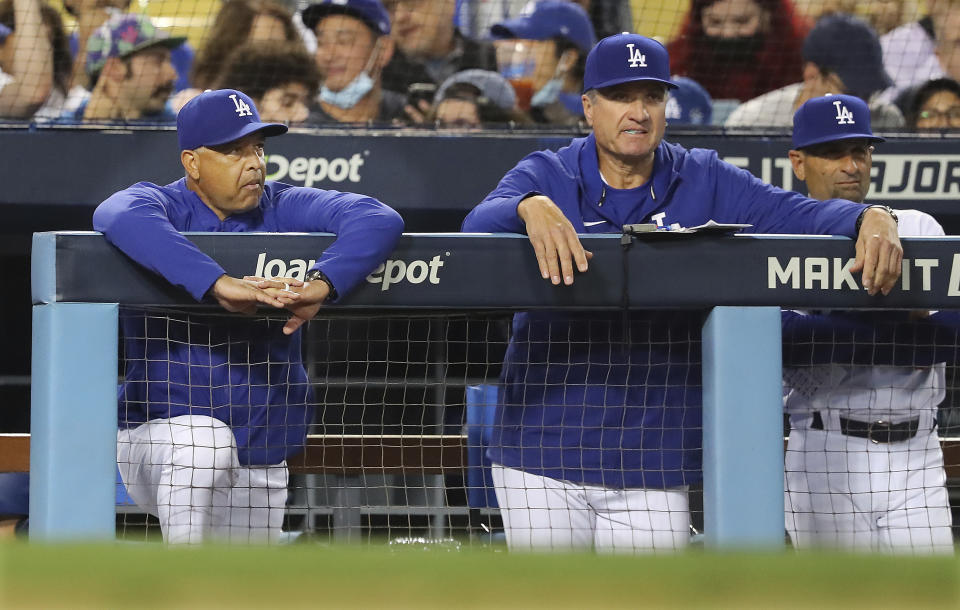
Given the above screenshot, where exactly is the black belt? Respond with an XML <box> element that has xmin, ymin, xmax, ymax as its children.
<box><xmin>810</xmin><ymin>411</ymin><xmax>920</xmax><ymax>444</ymax></box>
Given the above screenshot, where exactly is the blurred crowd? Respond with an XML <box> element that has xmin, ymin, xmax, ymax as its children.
<box><xmin>0</xmin><ymin>0</ymin><xmax>958</xmax><ymax>131</ymax></box>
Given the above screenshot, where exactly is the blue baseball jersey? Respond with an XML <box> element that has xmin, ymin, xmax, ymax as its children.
<box><xmin>93</xmin><ymin>178</ymin><xmax>404</xmax><ymax>465</ymax></box>
<box><xmin>462</xmin><ymin>134</ymin><xmax>867</xmax><ymax>489</ymax></box>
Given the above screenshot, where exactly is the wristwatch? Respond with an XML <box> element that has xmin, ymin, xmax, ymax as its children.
<box><xmin>304</xmin><ymin>268</ymin><xmax>338</xmax><ymax>303</ymax></box>
<box><xmin>855</xmin><ymin>205</ymin><xmax>898</xmax><ymax>235</ymax></box>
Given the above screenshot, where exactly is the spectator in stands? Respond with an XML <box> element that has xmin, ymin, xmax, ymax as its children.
<box><xmin>426</xmin><ymin>68</ymin><xmax>527</xmax><ymax>128</ymax></box>
<box><xmin>64</xmin><ymin>12</ymin><xmax>183</xmax><ymax>121</ymax></box>
<box><xmin>795</xmin><ymin>0</ymin><xmax>910</xmax><ymax>36</ymax></box>
<box><xmin>216</xmin><ymin>41</ymin><xmax>320</xmax><ymax>125</ymax></box>
<box><xmin>0</xmin><ymin>0</ymin><xmax>71</xmax><ymax>119</ymax></box>
<box><xmin>667</xmin><ymin>0</ymin><xmax>808</xmax><ymax>103</ymax></box>
<box><xmin>904</xmin><ymin>77</ymin><xmax>960</xmax><ymax>130</ymax></box>
<box><xmin>725</xmin><ymin>13</ymin><xmax>904</xmax><ymax>129</ymax></box>
<box><xmin>64</xmin><ymin>0</ymin><xmax>193</xmax><ymax>93</ymax></box>
<box><xmin>381</xmin><ymin>0</ymin><xmax>495</xmax><ymax>93</ymax></box>
<box><xmin>303</xmin><ymin>0</ymin><xmax>406</xmax><ymax>124</ymax></box>
<box><xmin>666</xmin><ymin>76</ymin><xmax>713</xmax><ymax>126</ymax></box>
<box><xmin>882</xmin><ymin>0</ymin><xmax>960</xmax><ymax>94</ymax></box>
<box><xmin>459</xmin><ymin>0</ymin><xmax>631</xmax><ymax>41</ymax></box>
<box><xmin>462</xmin><ymin>33</ymin><xmax>902</xmax><ymax>553</ymax></box>
<box><xmin>63</xmin><ymin>0</ymin><xmax>127</xmax><ymax>90</ymax></box>
<box><xmin>490</xmin><ymin>0</ymin><xmax>596</xmax><ymax>125</ymax></box>
<box><xmin>0</xmin><ymin>0</ymin><xmax>52</xmax><ymax>118</ymax></box>
<box><xmin>783</xmin><ymin>93</ymin><xmax>953</xmax><ymax>553</ymax></box>
<box><xmin>191</xmin><ymin>0</ymin><xmax>301</xmax><ymax>91</ymax></box>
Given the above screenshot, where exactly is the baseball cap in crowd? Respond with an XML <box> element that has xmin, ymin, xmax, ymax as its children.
<box><xmin>490</xmin><ymin>0</ymin><xmax>596</xmax><ymax>53</ymax></box>
<box><xmin>302</xmin><ymin>0</ymin><xmax>391</xmax><ymax>36</ymax></box>
<box><xmin>802</xmin><ymin>13</ymin><xmax>892</xmax><ymax>103</ymax></box>
<box><xmin>583</xmin><ymin>33</ymin><xmax>676</xmax><ymax>93</ymax></box>
<box><xmin>436</xmin><ymin>69</ymin><xmax>517</xmax><ymax>110</ymax></box>
<box><xmin>177</xmin><ymin>89</ymin><xmax>288</xmax><ymax>151</ymax></box>
<box><xmin>792</xmin><ymin>94</ymin><xmax>885</xmax><ymax>150</ymax></box>
<box><xmin>85</xmin><ymin>13</ymin><xmax>186</xmax><ymax>78</ymax></box>
<box><xmin>666</xmin><ymin>76</ymin><xmax>713</xmax><ymax>125</ymax></box>
<box><xmin>0</xmin><ymin>23</ymin><xmax>11</xmax><ymax>45</ymax></box>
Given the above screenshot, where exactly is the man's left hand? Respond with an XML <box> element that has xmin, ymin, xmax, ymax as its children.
<box><xmin>849</xmin><ymin>207</ymin><xmax>903</xmax><ymax>296</ymax></box>
<box><xmin>281</xmin><ymin>280</ymin><xmax>332</xmax><ymax>335</ymax></box>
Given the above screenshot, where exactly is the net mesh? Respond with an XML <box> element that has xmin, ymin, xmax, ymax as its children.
<box><xmin>782</xmin><ymin>309</ymin><xmax>959</xmax><ymax>553</ymax></box>
<box><xmin>0</xmin><ymin>1</ymin><xmax>954</xmax><ymax>130</ymax></box>
<box><xmin>114</xmin><ymin>306</ymin><xmax>710</xmax><ymax>548</ymax></box>
<box><xmin>111</xmin><ymin>305</ymin><xmax>960</xmax><ymax>550</ymax></box>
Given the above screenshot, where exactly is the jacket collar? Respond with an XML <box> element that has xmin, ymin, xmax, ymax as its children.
<box><xmin>569</xmin><ymin>134</ymin><xmax>684</xmax><ymax>207</ymax></box>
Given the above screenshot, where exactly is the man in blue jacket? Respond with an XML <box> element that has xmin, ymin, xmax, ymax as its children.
<box><xmin>93</xmin><ymin>89</ymin><xmax>404</xmax><ymax>543</ymax></box>
<box><xmin>461</xmin><ymin>33</ymin><xmax>903</xmax><ymax>552</ymax></box>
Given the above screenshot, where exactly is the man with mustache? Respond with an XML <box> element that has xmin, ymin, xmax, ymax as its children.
<box><xmin>68</xmin><ymin>12</ymin><xmax>181</xmax><ymax>121</ymax></box>
<box><xmin>93</xmin><ymin>89</ymin><xmax>404</xmax><ymax>543</ymax></box>
<box><xmin>783</xmin><ymin>94</ymin><xmax>953</xmax><ymax>552</ymax></box>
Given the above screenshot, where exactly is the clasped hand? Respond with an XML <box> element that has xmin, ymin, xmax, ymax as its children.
<box><xmin>210</xmin><ymin>274</ymin><xmax>331</xmax><ymax>335</ymax></box>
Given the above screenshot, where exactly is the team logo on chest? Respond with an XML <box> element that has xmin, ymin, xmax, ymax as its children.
<box><xmin>229</xmin><ymin>93</ymin><xmax>253</xmax><ymax>117</ymax></box>
<box><xmin>626</xmin><ymin>43</ymin><xmax>647</xmax><ymax>68</ymax></box>
<box><xmin>832</xmin><ymin>99</ymin><xmax>855</xmax><ymax>125</ymax></box>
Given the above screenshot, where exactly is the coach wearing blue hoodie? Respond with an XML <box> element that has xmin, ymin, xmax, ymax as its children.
<box><xmin>462</xmin><ymin>33</ymin><xmax>902</xmax><ymax>553</ymax></box>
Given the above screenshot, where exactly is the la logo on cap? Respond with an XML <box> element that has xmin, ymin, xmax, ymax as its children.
<box><xmin>832</xmin><ymin>99</ymin><xmax>855</xmax><ymax>125</ymax></box>
<box><xmin>626</xmin><ymin>43</ymin><xmax>646</xmax><ymax>68</ymax></box>
<box><xmin>230</xmin><ymin>93</ymin><xmax>253</xmax><ymax>118</ymax></box>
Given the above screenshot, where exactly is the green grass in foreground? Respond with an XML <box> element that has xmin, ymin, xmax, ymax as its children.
<box><xmin>0</xmin><ymin>543</ymin><xmax>957</xmax><ymax>609</ymax></box>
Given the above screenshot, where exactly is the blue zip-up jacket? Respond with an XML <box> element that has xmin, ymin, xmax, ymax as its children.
<box><xmin>93</xmin><ymin>178</ymin><xmax>404</xmax><ymax>466</ymax></box>
<box><xmin>461</xmin><ymin>134</ymin><xmax>867</xmax><ymax>488</ymax></box>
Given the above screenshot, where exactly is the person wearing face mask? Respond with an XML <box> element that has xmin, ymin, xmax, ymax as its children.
<box><xmin>490</xmin><ymin>0</ymin><xmax>596</xmax><ymax>126</ymax></box>
<box><xmin>667</xmin><ymin>0</ymin><xmax>807</xmax><ymax>102</ymax></box>
<box><xmin>302</xmin><ymin>0</ymin><xmax>407</xmax><ymax>124</ymax></box>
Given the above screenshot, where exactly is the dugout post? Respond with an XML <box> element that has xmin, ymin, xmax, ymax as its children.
<box><xmin>30</xmin><ymin>232</ymin><xmax>120</xmax><ymax>540</ymax></box>
<box><xmin>702</xmin><ymin>306</ymin><xmax>785</xmax><ymax>549</ymax></box>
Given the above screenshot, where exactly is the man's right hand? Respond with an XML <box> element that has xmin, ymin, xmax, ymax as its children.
<box><xmin>209</xmin><ymin>275</ymin><xmax>301</xmax><ymax>314</ymax></box>
<box><xmin>518</xmin><ymin>195</ymin><xmax>592</xmax><ymax>285</ymax></box>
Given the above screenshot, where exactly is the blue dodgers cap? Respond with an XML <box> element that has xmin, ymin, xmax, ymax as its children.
<box><xmin>583</xmin><ymin>33</ymin><xmax>676</xmax><ymax>93</ymax></box>
<box><xmin>0</xmin><ymin>23</ymin><xmax>11</xmax><ymax>44</ymax></box>
<box><xmin>177</xmin><ymin>89</ymin><xmax>288</xmax><ymax>151</ymax></box>
<box><xmin>490</xmin><ymin>0</ymin><xmax>596</xmax><ymax>53</ymax></box>
<box><xmin>666</xmin><ymin>76</ymin><xmax>712</xmax><ymax>125</ymax></box>
<box><xmin>792</xmin><ymin>94</ymin><xmax>885</xmax><ymax>149</ymax></box>
<box><xmin>302</xmin><ymin>0</ymin><xmax>391</xmax><ymax>36</ymax></box>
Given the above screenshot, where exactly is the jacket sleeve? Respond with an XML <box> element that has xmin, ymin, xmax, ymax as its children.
<box><xmin>461</xmin><ymin>153</ymin><xmax>550</xmax><ymax>234</ymax></box>
<box><xmin>711</xmin><ymin>157</ymin><xmax>866</xmax><ymax>236</ymax></box>
<box><xmin>272</xmin><ymin>186</ymin><xmax>404</xmax><ymax>300</ymax></box>
<box><xmin>92</xmin><ymin>185</ymin><xmax>226</xmax><ymax>301</ymax></box>
<box><xmin>781</xmin><ymin>309</ymin><xmax>960</xmax><ymax>367</ymax></box>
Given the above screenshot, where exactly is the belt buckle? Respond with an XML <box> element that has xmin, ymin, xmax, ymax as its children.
<box><xmin>866</xmin><ymin>420</ymin><xmax>890</xmax><ymax>444</ymax></box>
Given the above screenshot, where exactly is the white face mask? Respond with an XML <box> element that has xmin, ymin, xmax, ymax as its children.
<box><xmin>318</xmin><ymin>38</ymin><xmax>381</xmax><ymax>110</ymax></box>
<box><xmin>530</xmin><ymin>77</ymin><xmax>563</xmax><ymax>107</ymax></box>
<box><xmin>529</xmin><ymin>49</ymin><xmax>576</xmax><ymax>108</ymax></box>
<box><xmin>319</xmin><ymin>72</ymin><xmax>375</xmax><ymax>109</ymax></box>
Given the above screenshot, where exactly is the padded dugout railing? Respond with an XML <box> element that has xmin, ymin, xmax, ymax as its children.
<box><xmin>28</xmin><ymin>231</ymin><xmax>960</xmax><ymax>547</ymax></box>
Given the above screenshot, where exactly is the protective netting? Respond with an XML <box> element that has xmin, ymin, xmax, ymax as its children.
<box><xmin>114</xmin><ymin>306</ymin><xmax>710</xmax><ymax>547</ymax></box>
<box><xmin>782</xmin><ymin>309</ymin><xmax>960</xmax><ymax>553</ymax></box>
<box><xmin>111</xmin><ymin>305</ymin><xmax>960</xmax><ymax>550</ymax></box>
<box><xmin>0</xmin><ymin>1</ymin><xmax>956</xmax><ymax>130</ymax></box>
